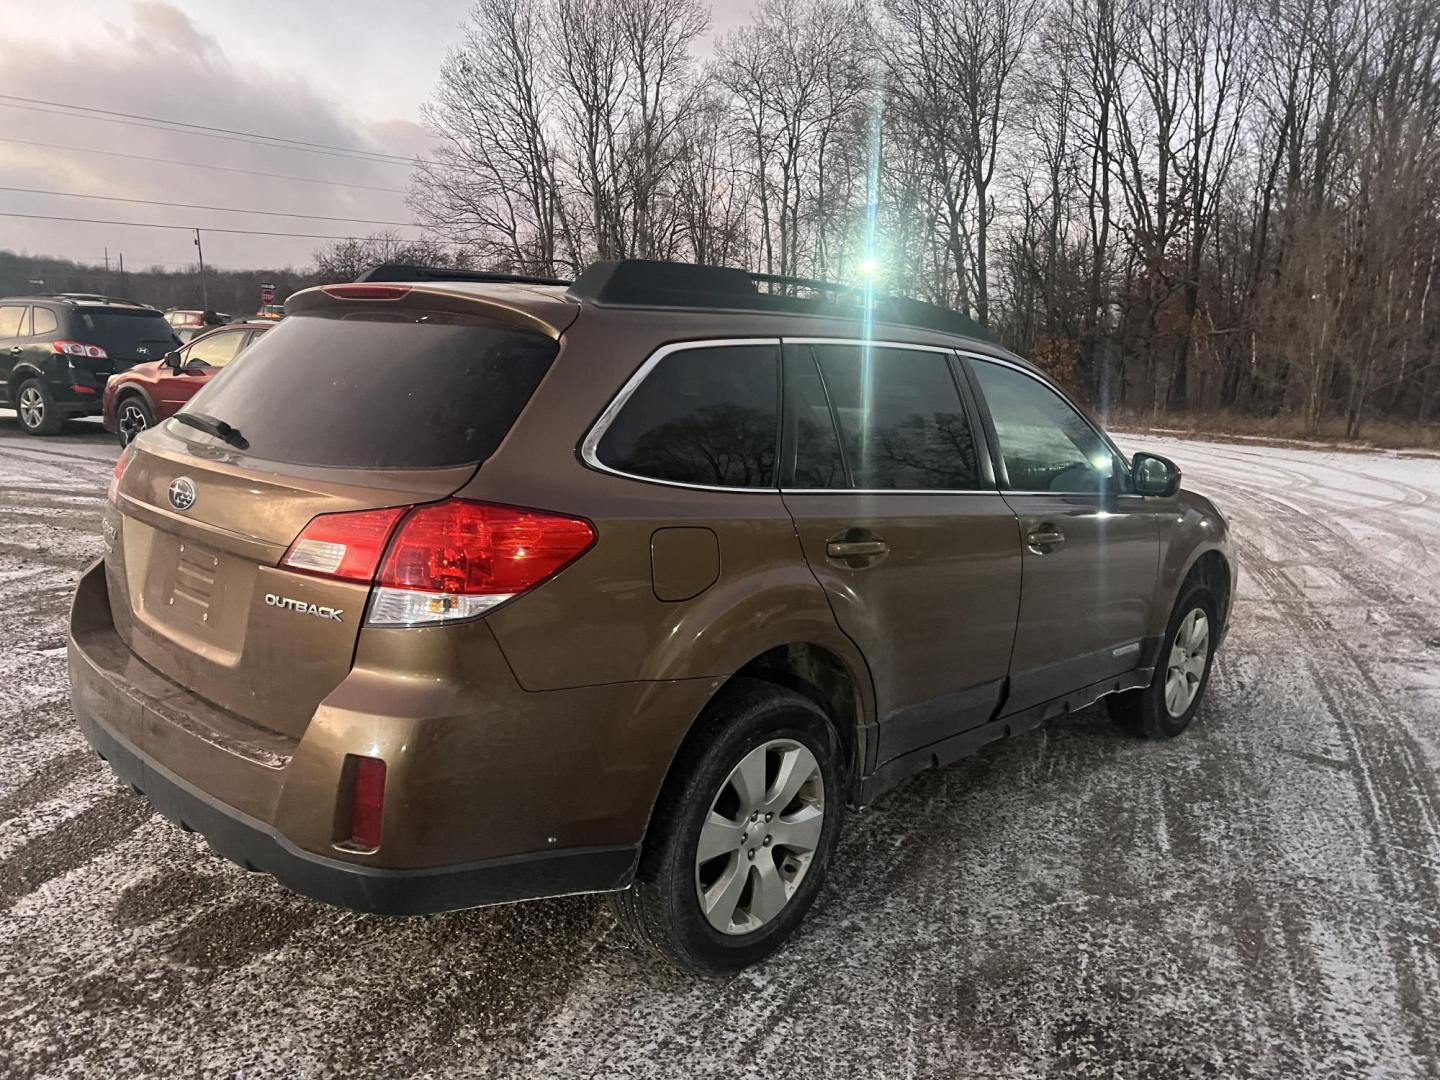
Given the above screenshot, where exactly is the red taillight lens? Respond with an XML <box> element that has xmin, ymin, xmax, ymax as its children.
<box><xmin>348</xmin><ymin>755</ymin><xmax>386</xmax><ymax>850</ymax></box>
<box><xmin>107</xmin><ymin>450</ymin><xmax>132</xmax><ymax>505</ymax></box>
<box><xmin>368</xmin><ymin>499</ymin><xmax>595</xmax><ymax>626</ymax></box>
<box><xmin>280</xmin><ymin>506</ymin><xmax>409</xmax><ymax>583</ymax></box>
<box><xmin>321</xmin><ymin>284</ymin><xmax>410</xmax><ymax>300</ymax></box>
<box><xmin>52</xmin><ymin>340</ymin><xmax>108</xmax><ymax>359</ymax></box>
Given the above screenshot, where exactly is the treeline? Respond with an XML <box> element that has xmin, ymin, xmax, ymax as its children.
<box><xmin>0</xmin><ymin>251</ymin><xmax>317</xmax><ymax>319</ymax></box>
<box><xmin>410</xmin><ymin>0</ymin><xmax>1440</xmax><ymax>434</ymax></box>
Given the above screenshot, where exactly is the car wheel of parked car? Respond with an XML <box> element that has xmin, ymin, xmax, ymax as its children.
<box><xmin>15</xmin><ymin>379</ymin><xmax>63</xmax><ymax>436</ymax></box>
<box><xmin>610</xmin><ymin>678</ymin><xmax>844</xmax><ymax>974</ymax></box>
<box><xmin>1108</xmin><ymin>584</ymin><xmax>1218</xmax><ymax>739</ymax></box>
<box><xmin>115</xmin><ymin>394</ymin><xmax>155</xmax><ymax>447</ymax></box>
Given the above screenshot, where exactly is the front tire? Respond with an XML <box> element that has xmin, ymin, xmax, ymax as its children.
<box><xmin>115</xmin><ymin>394</ymin><xmax>155</xmax><ymax>447</ymax></box>
<box><xmin>15</xmin><ymin>379</ymin><xmax>64</xmax><ymax>436</ymax></box>
<box><xmin>610</xmin><ymin>678</ymin><xmax>844</xmax><ymax>974</ymax></box>
<box><xmin>1108</xmin><ymin>584</ymin><xmax>1218</xmax><ymax>738</ymax></box>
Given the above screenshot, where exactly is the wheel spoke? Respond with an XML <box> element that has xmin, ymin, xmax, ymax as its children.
<box><xmin>771</xmin><ymin>804</ymin><xmax>823</xmax><ymax>853</ymax></box>
<box><xmin>702</xmin><ymin>856</ymin><xmax>748</xmax><ymax>928</ymax></box>
<box><xmin>697</xmin><ymin>811</ymin><xmax>744</xmax><ymax>864</ymax></box>
<box><xmin>729</xmin><ymin>744</ymin><xmax>768</xmax><ymax>810</ymax></box>
<box><xmin>765</xmin><ymin>745</ymin><xmax>818</xmax><ymax>811</ymax></box>
<box><xmin>748</xmin><ymin>855</ymin><xmax>790</xmax><ymax>924</ymax></box>
<box><xmin>1165</xmin><ymin>673</ymin><xmax>1185</xmax><ymax>715</ymax></box>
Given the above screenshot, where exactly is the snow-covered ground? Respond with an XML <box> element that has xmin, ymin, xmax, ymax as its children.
<box><xmin>1</xmin><ymin>413</ymin><xmax>1438</xmax><ymax>1078</ymax></box>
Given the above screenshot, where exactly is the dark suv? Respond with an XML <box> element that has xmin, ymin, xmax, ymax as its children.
<box><xmin>1</xmin><ymin>294</ymin><xmax>180</xmax><ymax>435</ymax></box>
<box><xmin>68</xmin><ymin>261</ymin><xmax>1233</xmax><ymax>973</ymax></box>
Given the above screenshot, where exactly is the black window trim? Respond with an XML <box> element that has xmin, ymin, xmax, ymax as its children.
<box><xmin>958</xmin><ymin>351</ymin><xmax>1133</xmax><ymax>495</ymax></box>
<box><xmin>580</xmin><ymin>337</ymin><xmax>785</xmax><ymax>493</ymax></box>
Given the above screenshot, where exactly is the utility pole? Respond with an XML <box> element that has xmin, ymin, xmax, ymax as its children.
<box><xmin>118</xmin><ymin>252</ymin><xmax>125</xmax><ymax>292</ymax></box>
<box><xmin>193</xmin><ymin>228</ymin><xmax>209</xmax><ymax>310</ymax></box>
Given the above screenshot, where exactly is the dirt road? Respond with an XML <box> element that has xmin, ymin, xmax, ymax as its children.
<box><xmin>2</xmin><ymin>414</ymin><xmax>1437</xmax><ymax>1078</ymax></box>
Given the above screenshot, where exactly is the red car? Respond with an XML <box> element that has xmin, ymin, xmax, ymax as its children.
<box><xmin>103</xmin><ymin>321</ymin><xmax>271</xmax><ymax>446</ymax></box>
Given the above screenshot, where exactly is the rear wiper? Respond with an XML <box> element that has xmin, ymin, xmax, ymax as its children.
<box><xmin>173</xmin><ymin>411</ymin><xmax>249</xmax><ymax>450</ymax></box>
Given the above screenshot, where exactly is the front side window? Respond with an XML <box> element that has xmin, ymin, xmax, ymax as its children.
<box><xmin>971</xmin><ymin>360</ymin><xmax>1117</xmax><ymax>493</ymax></box>
<box><xmin>808</xmin><ymin>344</ymin><xmax>981</xmax><ymax>490</ymax></box>
<box><xmin>595</xmin><ymin>344</ymin><xmax>779</xmax><ymax>488</ymax></box>
<box><xmin>185</xmin><ymin>331</ymin><xmax>245</xmax><ymax>369</ymax></box>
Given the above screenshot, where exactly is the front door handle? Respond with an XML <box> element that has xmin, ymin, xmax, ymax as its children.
<box><xmin>1026</xmin><ymin>526</ymin><xmax>1066</xmax><ymax>553</ymax></box>
<box><xmin>827</xmin><ymin>539</ymin><xmax>889</xmax><ymax>559</ymax></box>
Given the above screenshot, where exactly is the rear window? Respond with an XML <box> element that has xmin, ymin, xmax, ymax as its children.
<box><xmin>177</xmin><ymin>308</ymin><xmax>558</xmax><ymax>469</ymax></box>
<box><xmin>75</xmin><ymin>309</ymin><xmax>178</xmax><ymax>357</ymax></box>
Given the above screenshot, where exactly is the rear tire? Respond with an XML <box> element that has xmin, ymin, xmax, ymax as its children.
<box><xmin>610</xmin><ymin>678</ymin><xmax>844</xmax><ymax>974</ymax></box>
<box><xmin>15</xmin><ymin>378</ymin><xmax>63</xmax><ymax>436</ymax></box>
<box><xmin>115</xmin><ymin>394</ymin><xmax>155</xmax><ymax>447</ymax></box>
<box><xmin>1108</xmin><ymin>584</ymin><xmax>1218</xmax><ymax>739</ymax></box>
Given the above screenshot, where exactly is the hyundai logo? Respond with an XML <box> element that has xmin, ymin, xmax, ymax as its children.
<box><xmin>168</xmin><ymin>477</ymin><xmax>197</xmax><ymax>511</ymax></box>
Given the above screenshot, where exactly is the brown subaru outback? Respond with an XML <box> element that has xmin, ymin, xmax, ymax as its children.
<box><xmin>69</xmin><ymin>260</ymin><xmax>1232</xmax><ymax>973</ymax></box>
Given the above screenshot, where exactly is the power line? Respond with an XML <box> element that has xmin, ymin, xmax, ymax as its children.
<box><xmin>0</xmin><ymin>93</ymin><xmax>422</xmax><ymax>163</ymax></box>
<box><xmin>0</xmin><ymin>136</ymin><xmax>409</xmax><ymax>195</ymax></box>
<box><xmin>0</xmin><ymin>185</ymin><xmax>419</xmax><ymax>227</ymax></box>
<box><xmin>0</xmin><ymin>100</ymin><xmax>429</xmax><ymax>168</ymax></box>
<box><xmin>0</xmin><ymin>210</ymin><xmax>423</xmax><ymax>242</ymax></box>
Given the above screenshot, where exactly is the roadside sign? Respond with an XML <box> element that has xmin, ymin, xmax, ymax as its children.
<box><xmin>259</xmin><ymin>282</ymin><xmax>276</xmax><ymax>304</ymax></box>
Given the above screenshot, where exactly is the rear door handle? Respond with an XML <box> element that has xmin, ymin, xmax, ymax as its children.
<box><xmin>7</xmin><ymin>347</ymin><xmax>19</xmax><ymax>356</ymax></box>
<box><xmin>1026</xmin><ymin>526</ymin><xmax>1066</xmax><ymax>553</ymax></box>
<box><xmin>827</xmin><ymin>540</ymin><xmax>889</xmax><ymax>558</ymax></box>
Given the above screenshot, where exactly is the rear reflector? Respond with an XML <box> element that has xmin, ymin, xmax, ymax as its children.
<box><xmin>280</xmin><ymin>506</ymin><xmax>409</xmax><ymax>583</ymax></box>
<box><xmin>322</xmin><ymin>284</ymin><xmax>410</xmax><ymax>300</ymax></box>
<box><xmin>348</xmin><ymin>755</ymin><xmax>386</xmax><ymax>850</ymax></box>
<box><xmin>370</xmin><ymin>499</ymin><xmax>596</xmax><ymax>627</ymax></box>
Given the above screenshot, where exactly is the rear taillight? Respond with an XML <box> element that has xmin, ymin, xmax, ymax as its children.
<box><xmin>347</xmin><ymin>755</ymin><xmax>386</xmax><ymax>850</ymax></box>
<box><xmin>371</xmin><ymin>499</ymin><xmax>595</xmax><ymax>627</ymax></box>
<box><xmin>280</xmin><ymin>506</ymin><xmax>409</xmax><ymax>583</ymax></box>
<box><xmin>107</xmin><ymin>450</ymin><xmax>132</xmax><ymax>505</ymax></box>
<box><xmin>53</xmin><ymin>340</ymin><xmax>108</xmax><ymax>359</ymax></box>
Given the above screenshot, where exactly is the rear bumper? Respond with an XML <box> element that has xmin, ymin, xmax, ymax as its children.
<box><xmin>67</xmin><ymin>558</ymin><xmax>644</xmax><ymax>915</ymax></box>
<box><xmin>76</xmin><ymin>708</ymin><xmax>634</xmax><ymax>915</ymax></box>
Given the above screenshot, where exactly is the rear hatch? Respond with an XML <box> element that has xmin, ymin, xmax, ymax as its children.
<box><xmin>107</xmin><ymin>300</ymin><xmax>562</xmax><ymax>739</ymax></box>
<box><xmin>71</xmin><ymin>306</ymin><xmax>179</xmax><ymax>375</ymax></box>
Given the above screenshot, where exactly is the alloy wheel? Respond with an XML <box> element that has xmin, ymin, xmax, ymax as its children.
<box><xmin>1164</xmin><ymin>608</ymin><xmax>1210</xmax><ymax>717</ymax></box>
<box><xmin>694</xmin><ymin>738</ymin><xmax>825</xmax><ymax>935</ymax></box>
<box><xmin>17</xmin><ymin>386</ymin><xmax>44</xmax><ymax>431</ymax></box>
<box><xmin>118</xmin><ymin>402</ymin><xmax>149</xmax><ymax>444</ymax></box>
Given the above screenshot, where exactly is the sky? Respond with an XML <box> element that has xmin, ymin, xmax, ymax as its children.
<box><xmin>0</xmin><ymin>0</ymin><xmax>756</xmax><ymax>272</ymax></box>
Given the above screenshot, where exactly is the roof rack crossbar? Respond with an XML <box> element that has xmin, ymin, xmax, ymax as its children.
<box><xmin>356</xmin><ymin>264</ymin><xmax>572</xmax><ymax>288</ymax></box>
<box><xmin>34</xmin><ymin>292</ymin><xmax>147</xmax><ymax>307</ymax></box>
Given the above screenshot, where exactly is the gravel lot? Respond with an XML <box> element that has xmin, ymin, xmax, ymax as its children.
<box><xmin>1</xmin><ymin>412</ymin><xmax>1438</xmax><ymax>1079</ymax></box>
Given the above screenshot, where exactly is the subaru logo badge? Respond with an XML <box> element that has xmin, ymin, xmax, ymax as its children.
<box><xmin>168</xmin><ymin>477</ymin><xmax>197</xmax><ymax>512</ymax></box>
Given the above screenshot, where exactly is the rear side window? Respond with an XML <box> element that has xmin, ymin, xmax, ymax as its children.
<box><xmin>31</xmin><ymin>308</ymin><xmax>57</xmax><ymax>335</ymax></box>
<box><xmin>0</xmin><ymin>306</ymin><xmax>26</xmax><ymax>338</ymax></box>
<box><xmin>179</xmin><ymin>309</ymin><xmax>558</xmax><ymax>469</ymax></box>
<box><xmin>595</xmin><ymin>344</ymin><xmax>779</xmax><ymax>488</ymax></box>
<box><xmin>810</xmin><ymin>344</ymin><xmax>981</xmax><ymax>490</ymax></box>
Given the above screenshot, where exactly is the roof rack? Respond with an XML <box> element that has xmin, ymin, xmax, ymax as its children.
<box><xmin>355</xmin><ymin>264</ymin><xmax>572</xmax><ymax>288</ymax></box>
<box><xmin>566</xmin><ymin>260</ymin><xmax>993</xmax><ymax>342</ymax></box>
<box><xmin>35</xmin><ymin>292</ymin><xmax>149</xmax><ymax>308</ymax></box>
<box><xmin>356</xmin><ymin>258</ymin><xmax>993</xmax><ymax>342</ymax></box>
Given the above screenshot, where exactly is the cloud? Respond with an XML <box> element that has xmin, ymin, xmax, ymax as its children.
<box><xmin>0</xmin><ymin>2</ymin><xmax>422</xmax><ymax>270</ymax></box>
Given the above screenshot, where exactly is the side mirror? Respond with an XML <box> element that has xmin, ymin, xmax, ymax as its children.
<box><xmin>162</xmin><ymin>351</ymin><xmax>182</xmax><ymax>371</ymax></box>
<box><xmin>1132</xmin><ymin>452</ymin><xmax>1181</xmax><ymax>497</ymax></box>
